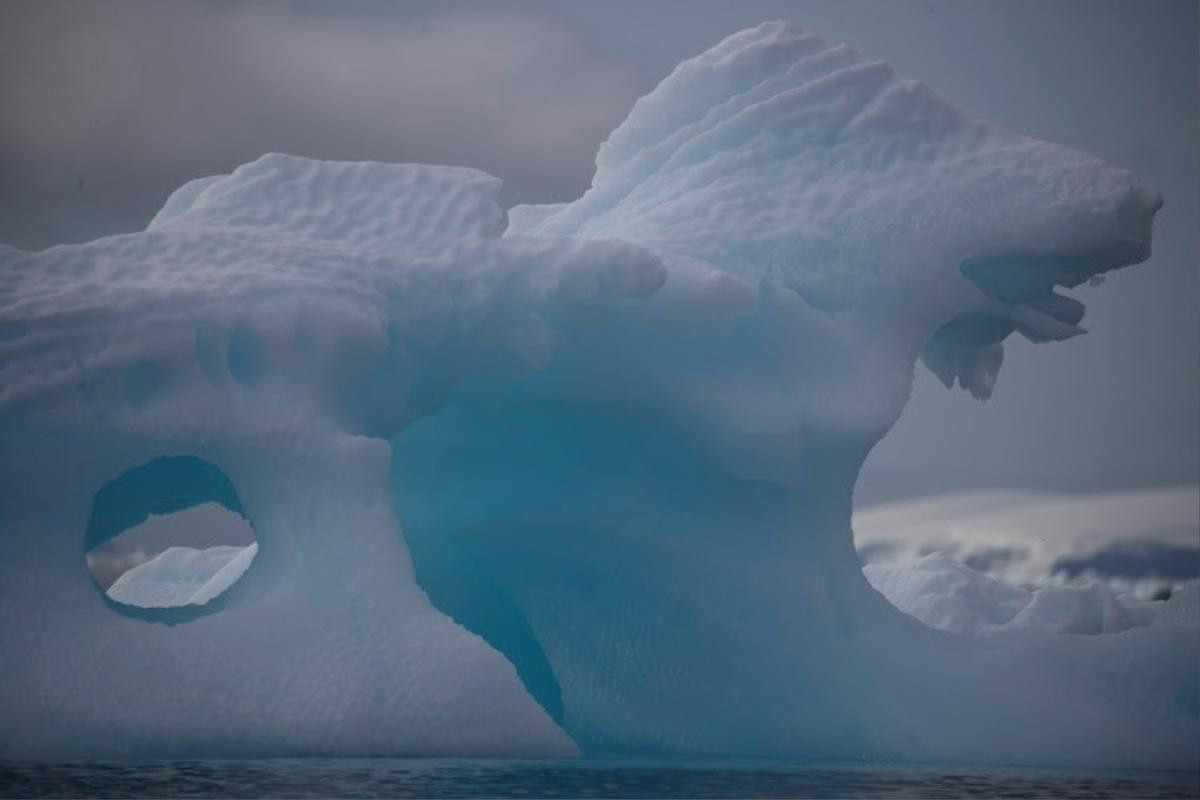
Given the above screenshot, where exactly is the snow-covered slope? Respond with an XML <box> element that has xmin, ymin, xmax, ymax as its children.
<box><xmin>0</xmin><ymin>21</ymin><xmax>1191</xmax><ymax>769</ymax></box>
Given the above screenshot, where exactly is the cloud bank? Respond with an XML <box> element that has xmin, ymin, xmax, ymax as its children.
<box><xmin>0</xmin><ymin>0</ymin><xmax>641</xmax><ymax>248</ymax></box>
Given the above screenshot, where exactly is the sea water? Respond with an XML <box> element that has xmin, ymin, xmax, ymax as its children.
<box><xmin>2</xmin><ymin>758</ymin><xmax>1196</xmax><ymax>798</ymax></box>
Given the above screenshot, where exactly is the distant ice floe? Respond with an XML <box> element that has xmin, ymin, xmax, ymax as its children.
<box><xmin>86</xmin><ymin>501</ymin><xmax>257</xmax><ymax>591</ymax></box>
<box><xmin>855</xmin><ymin>486</ymin><xmax>1198</xmax><ymax>591</ymax></box>
<box><xmin>856</xmin><ymin>487</ymin><xmax>1199</xmax><ymax>635</ymax></box>
<box><xmin>107</xmin><ymin>544</ymin><xmax>258</xmax><ymax>609</ymax></box>
<box><xmin>865</xmin><ymin>552</ymin><xmax>1198</xmax><ymax>636</ymax></box>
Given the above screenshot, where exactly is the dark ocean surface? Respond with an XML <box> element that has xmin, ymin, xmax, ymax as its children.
<box><xmin>2</xmin><ymin>758</ymin><xmax>1197</xmax><ymax>799</ymax></box>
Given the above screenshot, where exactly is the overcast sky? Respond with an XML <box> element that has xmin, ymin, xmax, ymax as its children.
<box><xmin>3</xmin><ymin>0</ymin><xmax>1196</xmax><ymax>505</ymax></box>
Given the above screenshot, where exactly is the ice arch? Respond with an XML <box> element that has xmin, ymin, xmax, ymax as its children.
<box><xmin>0</xmin><ymin>21</ymin><xmax>1194</xmax><ymax>767</ymax></box>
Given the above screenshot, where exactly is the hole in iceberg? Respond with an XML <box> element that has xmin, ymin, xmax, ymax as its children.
<box><xmin>84</xmin><ymin>456</ymin><xmax>258</xmax><ymax>620</ymax></box>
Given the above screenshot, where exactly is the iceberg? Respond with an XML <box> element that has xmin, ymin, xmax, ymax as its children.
<box><xmin>1</xmin><ymin>21</ymin><xmax>1193</xmax><ymax>768</ymax></box>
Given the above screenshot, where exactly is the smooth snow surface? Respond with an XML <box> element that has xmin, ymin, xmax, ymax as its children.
<box><xmin>0</xmin><ymin>21</ymin><xmax>1193</xmax><ymax>769</ymax></box>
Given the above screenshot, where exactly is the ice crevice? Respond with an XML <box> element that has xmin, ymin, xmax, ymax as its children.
<box><xmin>0</xmin><ymin>21</ymin><xmax>1192</xmax><ymax>768</ymax></box>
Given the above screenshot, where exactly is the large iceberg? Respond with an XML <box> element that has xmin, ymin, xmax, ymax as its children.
<box><xmin>1</xmin><ymin>21</ymin><xmax>1193</xmax><ymax>768</ymax></box>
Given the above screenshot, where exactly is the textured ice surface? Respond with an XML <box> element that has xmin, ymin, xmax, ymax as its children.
<box><xmin>106</xmin><ymin>543</ymin><xmax>258</xmax><ymax>609</ymax></box>
<box><xmin>0</xmin><ymin>21</ymin><xmax>1193</xmax><ymax>768</ymax></box>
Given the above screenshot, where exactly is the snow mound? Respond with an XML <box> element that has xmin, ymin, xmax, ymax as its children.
<box><xmin>106</xmin><ymin>544</ymin><xmax>258</xmax><ymax>608</ymax></box>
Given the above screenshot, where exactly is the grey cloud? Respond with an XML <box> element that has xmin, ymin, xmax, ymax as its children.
<box><xmin>86</xmin><ymin>548</ymin><xmax>151</xmax><ymax>590</ymax></box>
<box><xmin>0</xmin><ymin>0</ymin><xmax>643</xmax><ymax>248</ymax></box>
